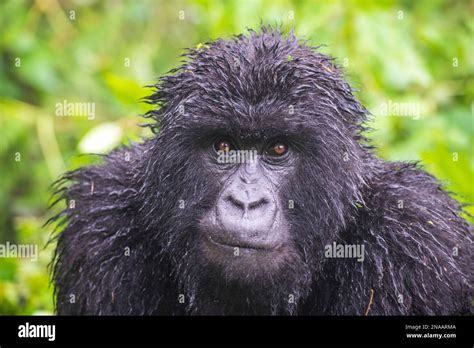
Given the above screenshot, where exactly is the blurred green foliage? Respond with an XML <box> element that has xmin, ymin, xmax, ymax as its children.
<box><xmin>0</xmin><ymin>0</ymin><xmax>472</xmax><ymax>314</ymax></box>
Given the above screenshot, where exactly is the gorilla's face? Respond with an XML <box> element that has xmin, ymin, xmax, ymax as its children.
<box><xmin>199</xmin><ymin>133</ymin><xmax>296</xmax><ymax>278</ymax></box>
<box><xmin>143</xmin><ymin>32</ymin><xmax>367</xmax><ymax>311</ymax></box>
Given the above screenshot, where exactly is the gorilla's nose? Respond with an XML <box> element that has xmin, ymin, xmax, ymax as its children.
<box><xmin>216</xmin><ymin>186</ymin><xmax>277</xmax><ymax>238</ymax></box>
<box><xmin>225</xmin><ymin>195</ymin><xmax>269</xmax><ymax>214</ymax></box>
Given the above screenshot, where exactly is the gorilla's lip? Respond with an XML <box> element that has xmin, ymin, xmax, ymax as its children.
<box><xmin>206</xmin><ymin>234</ymin><xmax>279</xmax><ymax>252</ymax></box>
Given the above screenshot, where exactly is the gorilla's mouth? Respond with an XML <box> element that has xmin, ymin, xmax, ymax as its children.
<box><xmin>200</xmin><ymin>225</ymin><xmax>294</xmax><ymax>281</ymax></box>
<box><xmin>206</xmin><ymin>233</ymin><xmax>279</xmax><ymax>252</ymax></box>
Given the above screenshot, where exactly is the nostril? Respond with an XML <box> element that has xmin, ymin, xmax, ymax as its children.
<box><xmin>225</xmin><ymin>195</ymin><xmax>245</xmax><ymax>210</ymax></box>
<box><xmin>248</xmin><ymin>198</ymin><xmax>268</xmax><ymax>210</ymax></box>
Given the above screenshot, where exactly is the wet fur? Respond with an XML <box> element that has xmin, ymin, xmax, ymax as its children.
<box><xmin>49</xmin><ymin>27</ymin><xmax>473</xmax><ymax>315</ymax></box>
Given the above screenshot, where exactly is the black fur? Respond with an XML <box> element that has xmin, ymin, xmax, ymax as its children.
<box><xmin>49</xmin><ymin>28</ymin><xmax>473</xmax><ymax>315</ymax></box>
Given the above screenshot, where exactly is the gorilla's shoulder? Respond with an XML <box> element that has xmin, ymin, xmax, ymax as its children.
<box><xmin>48</xmin><ymin>141</ymin><xmax>150</xmax><ymax>315</ymax></box>
<box><xmin>361</xmin><ymin>160</ymin><xmax>471</xmax><ymax>241</ymax></box>
<box><xmin>367</xmin><ymin>161</ymin><xmax>469</xmax><ymax>222</ymax></box>
<box><xmin>352</xmin><ymin>160</ymin><xmax>473</xmax><ymax>314</ymax></box>
<box><xmin>48</xmin><ymin>141</ymin><xmax>148</xmax><ymax>237</ymax></box>
<box><xmin>59</xmin><ymin>141</ymin><xmax>146</xmax><ymax>198</ymax></box>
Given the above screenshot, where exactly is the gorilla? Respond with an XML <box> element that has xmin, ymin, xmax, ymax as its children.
<box><xmin>50</xmin><ymin>28</ymin><xmax>473</xmax><ymax>315</ymax></box>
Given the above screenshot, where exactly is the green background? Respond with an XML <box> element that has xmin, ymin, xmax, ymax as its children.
<box><xmin>0</xmin><ymin>0</ymin><xmax>472</xmax><ymax>314</ymax></box>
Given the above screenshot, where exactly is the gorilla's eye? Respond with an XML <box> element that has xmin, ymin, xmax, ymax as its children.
<box><xmin>214</xmin><ymin>138</ymin><xmax>234</xmax><ymax>153</ymax></box>
<box><xmin>267</xmin><ymin>141</ymin><xmax>289</xmax><ymax>157</ymax></box>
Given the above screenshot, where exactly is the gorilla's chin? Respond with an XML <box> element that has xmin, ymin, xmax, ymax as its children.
<box><xmin>188</xmin><ymin>231</ymin><xmax>311</xmax><ymax>315</ymax></box>
<box><xmin>198</xmin><ymin>225</ymin><xmax>302</xmax><ymax>284</ymax></box>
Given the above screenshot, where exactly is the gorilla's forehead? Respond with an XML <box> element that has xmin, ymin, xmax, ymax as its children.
<box><xmin>182</xmin><ymin>99</ymin><xmax>311</xmax><ymax>141</ymax></box>
<box><xmin>180</xmin><ymin>43</ymin><xmax>337</xmax><ymax>132</ymax></box>
<box><xmin>153</xmin><ymin>30</ymin><xmax>367</xmax><ymax>136</ymax></box>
